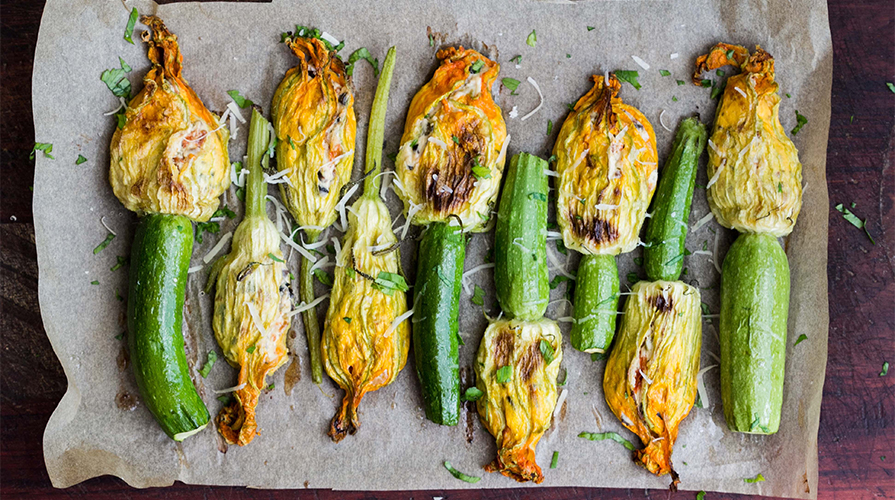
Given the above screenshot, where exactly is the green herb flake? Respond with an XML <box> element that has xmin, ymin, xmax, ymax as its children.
<box><xmin>701</xmin><ymin>302</ymin><xmax>711</xmax><ymax>316</ymax></box>
<box><xmin>835</xmin><ymin>203</ymin><xmax>875</xmax><ymax>244</ymax></box>
<box><xmin>502</xmin><ymin>77</ymin><xmax>521</xmax><ymax>95</ymax></box>
<box><xmin>30</xmin><ymin>142</ymin><xmax>55</xmax><ymax>160</ymax></box>
<box><xmin>539</xmin><ymin>339</ymin><xmax>555</xmax><ymax>364</ymax></box>
<box><xmin>469</xmin><ymin>60</ymin><xmax>485</xmax><ymax>74</ymax></box>
<box><xmin>496</xmin><ymin>365</ymin><xmax>513</xmax><ymax>384</ymax></box>
<box><xmin>452</xmin><ymin>135</ymin><xmax>460</xmax><ymax>144</ymax></box>
<box><xmin>93</xmin><ymin>233</ymin><xmax>115</xmax><ymax>254</ymax></box>
<box><xmin>672</xmin><ymin>96</ymin><xmax>678</xmax><ymax>102</ymax></box>
<box><xmin>587</xmin><ymin>26</ymin><xmax>595</xmax><ymax>31</ymax></box>
<box><xmin>881</xmin><ymin>362</ymin><xmax>889</xmax><ymax>377</ymax></box>
<box><xmin>428</xmin><ymin>33</ymin><xmax>435</xmax><ymax>47</ymax></box>
<box><xmin>778</xmin><ymin>182</ymin><xmax>783</xmax><ymax>193</ymax></box>
<box><xmin>246</xmin><ymin>345</ymin><xmax>256</xmax><ymax>354</ymax></box>
<box><xmin>267</xmin><ymin>383</ymin><xmax>275</xmax><ymax>391</ymax></box>
<box><xmin>749</xmin><ymin>416</ymin><xmax>771</xmax><ymax>433</ymax></box>
<box><xmin>887</xmin><ymin>82</ymin><xmax>895</xmax><ymax>93</ymax></box>
<box><xmin>850</xmin><ymin>115</ymin><xmax>855</xmax><ymax>123</ymax></box>
<box><xmin>472</xmin><ymin>157</ymin><xmax>491</xmax><ymax>180</ymax></box>
<box><xmin>557</xmin><ymin>368</ymin><xmax>568</xmax><ymax>386</ymax></box>
<box><xmin>716</xmin><ymin>69</ymin><xmax>726</xmax><ymax>77</ymax></box>
<box><xmin>314</xmin><ymin>268</ymin><xmax>333</xmax><ymax>286</ymax></box>
<box><xmin>75</xmin><ymin>154</ymin><xmax>87</xmax><ymax>165</ymax></box>
<box><xmin>696</xmin><ymin>492</ymin><xmax>706</xmax><ymax>500</ymax></box>
<box><xmin>510</xmin><ymin>55</ymin><xmax>522</xmax><ymax>65</ymax></box>
<box><xmin>111</xmin><ymin>255</ymin><xmax>128</xmax><ymax>271</ymax></box>
<box><xmin>346</xmin><ymin>47</ymin><xmax>379</xmax><ymax>77</ymax></box>
<box><xmin>677</xmin><ymin>79</ymin><xmax>686</xmax><ymax>86</ymax></box>
<box><xmin>115</xmin><ymin>332</ymin><xmax>125</xmax><ymax>341</ymax></box>
<box><xmin>462</xmin><ymin>386</ymin><xmax>483</xmax><ymax>402</ymax></box>
<box><xmin>791</xmin><ymin>110</ymin><xmax>808</xmax><ymax>135</ymax></box>
<box><xmin>591</xmin><ymin>351</ymin><xmax>608</xmax><ymax>362</ymax></box>
<box><xmin>529</xmin><ymin>192</ymin><xmax>547</xmax><ymax>202</ymax></box>
<box><xmin>123</xmin><ymin>8</ymin><xmax>138</xmax><ymax>44</ymax></box>
<box><xmin>786</xmin><ymin>93</ymin><xmax>792</xmax><ymax>98</ymax></box>
<box><xmin>615</xmin><ymin>70</ymin><xmax>641</xmax><ymax>90</ymax></box>
<box><xmin>578</xmin><ymin>431</ymin><xmax>636</xmax><ymax>450</ymax></box>
<box><xmin>550</xmin><ymin>451</ymin><xmax>559</xmax><ymax>469</ymax></box>
<box><xmin>633</xmin><ymin>256</ymin><xmax>643</xmax><ymax>266</ymax></box>
<box><xmin>199</xmin><ymin>351</ymin><xmax>217</xmax><ymax>378</ymax></box>
<box><xmin>195</xmin><ymin>220</ymin><xmax>220</xmax><ymax>244</ymax></box>
<box><xmin>626</xmin><ymin>272</ymin><xmax>638</xmax><ymax>283</ymax></box>
<box><xmin>546</xmin><ymin>120</ymin><xmax>554</xmax><ymax>135</ymax></box>
<box><xmin>711</xmin><ymin>80</ymin><xmax>726</xmax><ymax>100</ymax></box>
<box><xmin>555</xmin><ymin>239</ymin><xmax>568</xmax><ymax>256</ymax></box>
<box><xmin>726</xmin><ymin>49</ymin><xmax>735</xmax><ymax>59</ymax></box>
<box><xmin>744</xmin><ymin>473</ymin><xmax>766</xmax><ymax>483</ymax></box>
<box><xmin>700</xmin><ymin>79</ymin><xmax>713</xmax><ymax>88</ymax></box>
<box><xmin>100</xmin><ymin>58</ymin><xmax>132</xmax><ymax>98</ymax></box>
<box><xmin>115</xmin><ymin>289</ymin><xmax>124</xmax><ymax>302</ymax></box>
<box><xmin>236</xmin><ymin>187</ymin><xmax>246</xmax><ymax>202</ymax></box>
<box><xmin>372</xmin><ymin>271</ymin><xmax>409</xmax><ymax>295</ymax></box>
<box><xmin>216</xmin><ymin>395</ymin><xmax>232</xmax><ymax>404</ymax></box>
<box><xmin>116</xmin><ymin>112</ymin><xmax>127</xmax><ymax>129</ymax></box>
<box><xmin>659</xmin><ymin>69</ymin><xmax>671</xmax><ymax>77</ymax></box>
<box><xmin>549</xmin><ymin>275</ymin><xmax>571</xmax><ymax>290</ymax></box>
<box><xmin>526</xmin><ymin>29</ymin><xmax>537</xmax><ymax>47</ymax></box>
<box><xmin>794</xmin><ymin>333</ymin><xmax>808</xmax><ymax>346</ymax></box>
<box><xmin>471</xmin><ymin>285</ymin><xmax>486</xmax><ymax>306</ymax></box>
<box><xmin>90</xmin><ymin>280</ymin><xmax>100</xmax><ymax>285</ymax></box>
<box><xmin>444</xmin><ymin>461</ymin><xmax>481</xmax><ymax>484</ymax></box>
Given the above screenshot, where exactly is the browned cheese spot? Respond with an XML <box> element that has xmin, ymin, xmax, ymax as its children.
<box><xmin>650</xmin><ymin>293</ymin><xmax>674</xmax><ymax>313</ymax></box>
<box><xmin>517</xmin><ymin>341</ymin><xmax>543</xmax><ymax>383</ymax></box>
<box><xmin>492</xmin><ymin>329</ymin><xmax>515</xmax><ymax>368</ymax></box>
<box><xmin>421</xmin><ymin>116</ymin><xmax>484</xmax><ymax>215</ymax></box>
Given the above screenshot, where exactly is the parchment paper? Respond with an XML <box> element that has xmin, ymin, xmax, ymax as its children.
<box><xmin>33</xmin><ymin>0</ymin><xmax>831</xmax><ymax>497</ymax></box>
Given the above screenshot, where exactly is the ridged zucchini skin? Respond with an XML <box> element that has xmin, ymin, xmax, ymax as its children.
<box><xmin>128</xmin><ymin>214</ymin><xmax>210</xmax><ymax>441</ymax></box>
<box><xmin>412</xmin><ymin>222</ymin><xmax>465</xmax><ymax>425</ymax></box>
<box><xmin>719</xmin><ymin>233</ymin><xmax>790</xmax><ymax>434</ymax></box>
<box><xmin>494</xmin><ymin>152</ymin><xmax>549</xmax><ymax>320</ymax></box>
<box><xmin>643</xmin><ymin>117</ymin><xmax>707</xmax><ymax>281</ymax></box>
<box><xmin>571</xmin><ymin>254</ymin><xmax>620</xmax><ymax>353</ymax></box>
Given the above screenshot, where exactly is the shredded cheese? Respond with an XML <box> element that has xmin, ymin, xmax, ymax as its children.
<box><xmin>632</xmin><ymin>55</ymin><xmax>650</xmax><ymax>70</ymax></box>
<box><xmin>544</xmin><ymin>168</ymin><xmax>559</xmax><ymax>177</ymax></box>
<box><xmin>320</xmin><ymin>32</ymin><xmax>340</xmax><ymax>46</ymax></box>
<box><xmin>213</xmin><ymin>383</ymin><xmax>246</xmax><ymax>394</ymax></box>
<box><xmin>520</xmin><ymin>77</ymin><xmax>544</xmax><ymax>121</ymax></box>
<box><xmin>226</xmin><ymin>102</ymin><xmax>246</xmax><ymax>123</ymax></box>
<box><xmin>706</xmin><ymin>159</ymin><xmax>726</xmax><ymax>189</ymax></box>
<box><xmin>277</xmin><ymin>227</ymin><xmax>318</xmax><ymax>262</ymax></box>
<box><xmin>187</xmin><ymin>265</ymin><xmax>204</xmax><ymax>274</ymax></box>
<box><xmin>734</xmin><ymin>86</ymin><xmax>747</xmax><ymax>98</ymax></box>
<box><xmin>691</xmin><ymin>212</ymin><xmax>714</xmax><ymax>232</ymax></box>
<box><xmin>696</xmin><ymin>364</ymin><xmax>718</xmax><ymax>408</ymax></box>
<box><xmin>100</xmin><ymin>216</ymin><xmax>117</xmax><ymax>236</ymax></box>
<box><xmin>386</xmin><ymin>308</ymin><xmax>415</xmax><ymax>336</ymax></box>
<box><xmin>713</xmin><ymin>228</ymin><xmax>722</xmax><ymax>274</ymax></box>
<box><xmin>670</xmin><ymin>53</ymin><xmax>679</xmax><ymax>59</ymax></box>
<box><xmin>288</xmin><ymin>293</ymin><xmax>331</xmax><ymax>317</ymax></box>
<box><xmin>461</xmin><ymin>263</ymin><xmax>495</xmax><ymax>295</ymax></box>
<box><xmin>246</xmin><ymin>302</ymin><xmax>268</xmax><ymax>338</ymax></box>
<box><xmin>553</xmin><ymin>389</ymin><xmax>568</xmax><ymax>418</ymax></box>
<box><xmin>659</xmin><ymin>110</ymin><xmax>672</xmax><ymax>132</ymax></box>
<box><xmin>335</xmin><ymin>182</ymin><xmax>361</xmax><ymax>232</ymax></box>
<box><xmin>202</xmin><ymin>232</ymin><xmax>232</xmax><ymax>263</ymax></box>
<box><xmin>594</xmin><ymin>204</ymin><xmax>619</xmax><ymax>211</ymax></box>
<box><xmin>546</xmin><ymin>244</ymin><xmax>576</xmax><ymax>280</ymax></box>
<box><xmin>508</xmin><ymin>106</ymin><xmax>519</xmax><ymax>119</ymax></box>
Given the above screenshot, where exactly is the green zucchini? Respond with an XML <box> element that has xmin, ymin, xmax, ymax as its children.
<box><xmin>643</xmin><ymin>117</ymin><xmax>707</xmax><ymax>281</ymax></box>
<box><xmin>719</xmin><ymin>233</ymin><xmax>790</xmax><ymax>434</ymax></box>
<box><xmin>412</xmin><ymin>221</ymin><xmax>465</xmax><ymax>426</ymax></box>
<box><xmin>570</xmin><ymin>254</ymin><xmax>619</xmax><ymax>353</ymax></box>
<box><xmin>128</xmin><ymin>213</ymin><xmax>210</xmax><ymax>440</ymax></box>
<box><xmin>494</xmin><ymin>152</ymin><xmax>549</xmax><ymax>320</ymax></box>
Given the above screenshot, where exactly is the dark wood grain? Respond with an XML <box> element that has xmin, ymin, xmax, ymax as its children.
<box><xmin>1</xmin><ymin>1</ymin><xmax>893</xmax><ymax>499</ymax></box>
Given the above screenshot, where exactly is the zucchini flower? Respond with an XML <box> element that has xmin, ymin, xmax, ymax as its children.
<box><xmin>322</xmin><ymin>47</ymin><xmax>410</xmax><ymax>442</ymax></box>
<box><xmin>394</xmin><ymin>47</ymin><xmax>508</xmax><ymax>231</ymax></box>
<box><xmin>693</xmin><ymin>43</ymin><xmax>803</xmax><ymax>237</ymax></box>
<box><xmin>109</xmin><ymin>15</ymin><xmax>229</xmax><ymax>222</ymax></box>
<box><xmin>271</xmin><ymin>31</ymin><xmax>357</xmax><ymax>384</ymax></box>
<box><xmin>603</xmin><ymin>281</ymin><xmax>702</xmax><ymax>488</ymax></box>
<box><xmin>553</xmin><ymin>75</ymin><xmax>658</xmax><ymax>255</ymax></box>
<box><xmin>475</xmin><ymin>318</ymin><xmax>562</xmax><ymax>483</ymax></box>
<box><xmin>209</xmin><ymin>109</ymin><xmax>292</xmax><ymax>446</ymax></box>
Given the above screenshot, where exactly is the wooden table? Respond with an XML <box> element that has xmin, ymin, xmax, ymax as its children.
<box><xmin>2</xmin><ymin>1</ymin><xmax>892</xmax><ymax>498</ymax></box>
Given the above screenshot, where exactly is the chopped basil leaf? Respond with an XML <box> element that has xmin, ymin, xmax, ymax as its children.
<box><xmin>546</xmin><ymin>120</ymin><xmax>553</xmax><ymax>135</ymax></box>
<box><xmin>785</xmin><ymin>93</ymin><xmax>792</xmax><ymax>98</ymax></box>
<box><xmin>750</xmin><ymin>416</ymin><xmax>771</xmax><ymax>433</ymax></box>
<box><xmin>888</xmin><ymin>82</ymin><xmax>895</xmax><ymax>93</ymax></box>
<box><xmin>587</xmin><ymin>26</ymin><xmax>595</xmax><ymax>31</ymax></box>
<box><xmin>614</xmin><ymin>70</ymin><xmax>641</xmax><ymax>90</ymax></box>
<box><xmin>472</xmin><ymin>157</ymin><xmax>491</xmax><ymax>179</ymax></box>
<box><xmin>701</xmin><ymin>302</ymin><xmax>711</xmax><ymax>316</ymax></box>
<box><xmin>550</xmin><ymin>451</ymin><xmax>559</xmax><ymax>469</ymax></box>
<box><xmin>881</xmin><ymin>362</ymin><xmax>890</xmax><ymax>377</ymax></box>
<box><xmin>677</xmin><ymin>79</ymin><xmax>686</xmax><ymax>86</ymax></box>
<box><xmin>313</xmin><ymin>268</ymin><xmax>333</xmax><ymax>286</ymax></box>
<box><xmin>696</xmin><ymin>492</ymin><xmax>706</xmax><ymax>500</ymax></box>
<box><xmin>791</xmin><ymin>110</ymin><xmax>808</xmax><ymax>135</ymax></box>
<box><xmin>387</xmin><ymin>152</ymin><xmax>398</xmax><ymax>163</ymax></box>
<box><xmin>664</xmin><ymin>248</ymin><xmax>692</xmax><ymax>266</ymax></box>
<box><xmin>566</xmin><ymin>53</ymin><xmax>571</xmax><ymax>59</ymax></box>
<box><xmin>682</xmin><ymin>267</ymin><xmax>688</xmax><ymax>275</ymax></box>
<box><xmin>526</xmin><ymin>29</ymin><xmax>537</xmax><ymax>47</ymax></box>
<box><xmin>557</xmin><ymin>368</ymin><xmax>568</xmax><ymax>386</ymax></box>
<box><xmin>90</xmin><ymin>280</ymin><xmax>100</xmax><ymax>285</ymax></box>
<box><xmin>566</xmin><ymin>102</ymin><xmax>576</xmax><ymax>111</ymax></box>
<box><xmin>428</xmin><ymin>33</ymin><xmax>435</xmax><ymax>47</ymax></box>
<box><xmin>710</xmin><ymin>80</ymin><xmax>726</xmax><ymax>99</ymax></box>
<box><xmin>462</xmin><ymin>386</ymin><xmax>483</xmax><ymax>402</ymax></box>
<box><xmin>794</xmin><ymin>334</ymin><xmax>808</xmax><ymax>346</ymax></box>
<box><xmin>372</xmin><ymin>271</ymin><xmax>409</xmax><ymax>295</ymax></box>
<box><xmin>529</xmin><ymin>192</ymin><xmax>547</xmax><ymax>202</ymax></box>
<box><xmin>471</xmin><ymin>285</ymin><xmax>486</xmax><ymax>306</ymax></box>
<box><xmin>116</xmin><ymin>112</ymin><xmax>127</xmax><ymax>129</ymax></box>
<box><xmin>744</xmin><ymin>473</ymin><xmax>766</xmax><ymax>483</ymax></box>
<box><xmin>100</xmin><ymin>58</ymin><xmax>132</xmax><ymax>98</ymax></box>
<box><xmin>93</xmin><ymin>233</ymin><xmax>115</xmax><ymax>254</ymax></box>
<box><xmin>267</xmin><ymin>383</ymin><xmax>275</xmax><ymax>391</ymax></box>
<box><xmin>578</xmin><ymin>431</ymin><xmax>636</xmax><ymax>450</ymax></box>
<box><xmin>726</xmin><ymin>49</ymin><xmax>735</xmax><ymax>59</ymax></box>
<box><xmin>835</xmin><ymin>203</ymin><xmax>875</xmax><ymax>244</ymax></box>
<box><xmin>591</xmin><ymin>351</ymin><xmax>608</xmax><ymax>361</ymax></box>
<box><xmin>343</xmin><ymin>317</ymin><xmax>352</xmax><ymax>324</ymax></box>
<box><xmin>111</xmin><ymin>255</ymin><xmax>128</xmax><ymax>271</ymax></box>
<box><xmin>115</xmin><ymin>332</ymin><xmax>124</xmax><ymax>340</ymax></box>
<box><xmin>288</xmin><ymin>136</ymin><xmax>298</xmax><ymax>150</ymax></box>
<box><xmin>702</xmin><ymin>240</ymin><xmax>709</xmax><ymax>251</ymax></box>
<box><xmin>469</xmin><ymin>60</ymin><xmax>485</xmax><ymax>74</ymax></box>
<box><xmin>672</xmin><ymin>96</ymin><xmax>678</xmax><ymax>102</ymax></box>
<box><xmin>778</xmin><ymin>182</ymin><xmax>783</xmax><ymax>193</ymax></box>
<box><xmin>502</xmin><ymin>77</ymin><xmax>521</xmax><ymax>95</ymax></box>
<box><xmin>268</xmin><ymin>252</ymin><xmax>284</xmax><ymax>263</ymax></box>
<box><xmin>626</xmin><ymin>272</ymin><xmax>638</xmax><ymax>283</ymax></box>
<box><xmin>549</xmin><ymin>275</ymin><xmax>571</xmax><ymax>290</ymax></box>
<box><xmin>444</xmin><ymin>461</ymin><xmax>481</xmax><ymax>484</ymax></box>
<box><xmin>633</xmin><ymin>256</ymin><xmax>643</xmax><ymax>266</ymax></box>
<box><xmin>326</xmin><ymin>244</ymin><xmax>336</xmax><ymax>255</ymax></box>
<box><xmin>346</xmin><ymin>47</ymin><xmax>379</xmax><ymax>77</ymax></box>
<box><xmin>123</xmin><ymin>8</ymin><xmax>138</xmax><ymax>44</ymax></box>
<box><xmin>75</xmin><ymin>154</ymin><xmax>87</xmax><ymax>165</ymax></box>
<box><xmin>115</xmin><ymin>289</ymin><xmax>124</xmax><ymax>302</ymax></box>
<box><xmin>496</xmin><ymin>365</ymin><xmax>513</xmax><ymax>383</ymax></box>
<box><xmin>716</xmin><ymin>69</ymin><xmax>726</xmax><ymax>77</ymax></box>
<box><xmin>659</xmin><ymin>69</ymin><xmax>671</xmax><ymax>77</ymax></box>
<box><xmin>451</xmin><ymin>135</ymin><xmax>460</xmax><ymax>144</ymax></box>
<box><xmin>199</xmin><ymin>351</ymin><xmax>217</xmax><ymax>378</ymax></box>
<box><xmin>539</xmin><ymin>339</ymin><xmax>555</xmax><ymax>364</ymax></box>
<box><xmin>510</xmin><ymin>55</ymin><xmax>522</xmax><ymax>65</ymax></box>
<box><xmin>700</xmin><ymin>79</ymin><xmax>713</xmax><ymax>88</ymax></box>
<box><xmin>195</xmin><ymin>220</ymin><xmax>220</xmax><ymax>244</ymax></box>
<box><xmin>216</xmin><ymin>395</ymin><xmax>232</xmax><ymax>404</ymax></box>
<box><xmin>548</xmin><ymin>154</ymin><xmax>558</xmax><ymax>163</ymax></box>
<box><xmin>236</xmin><ymin>187</ymin><xmax>245</xmax><ymax>202</ymax></box>
<box><xmin>30</xmin><ymin>142</ymin><xmax>55</xmax><ymax>160</ymax></box>
<box><xmin>246</xmin><ymin>345</ymin><xmax>256</xmax><ymax>354</ymax></box>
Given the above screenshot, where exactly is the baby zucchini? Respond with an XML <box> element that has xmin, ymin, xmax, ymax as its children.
<box><xmin>494</xmin><ymin>152</ymin><xmax>550</xmax><ymax>320</ymax></box>
<box><xmin>643</xmin><ymin>117</ymin><xmax>707</xmax><ymax>282</ymax></box>
<box><xmin>719</xmin><ymin>233</ymin><xmax>790</xmax><ymax>434</ymax></box>
<box><xmin>570</xmin><ymin>254</ymin><xmax>620</xmax><ymax>353</ymax></box>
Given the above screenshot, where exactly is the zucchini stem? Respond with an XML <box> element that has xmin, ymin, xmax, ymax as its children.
<box><xmin>363</xmin><ymin>47</ymin><xmax>397</xmax><ymax>199</ymax></box>
<box><xmin>300</xmin><ymin>229</ymin><xmax>323</xmax><ymax>384</ymax></box>
<box><xmin>246</xmin><ymin>107</ymin><xmax>270</xmax><ymax>219</ymax></box>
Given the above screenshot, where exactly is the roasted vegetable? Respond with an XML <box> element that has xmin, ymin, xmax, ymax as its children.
<box><xmin>643</xmin><ymin>117</ymin><xmax>707</xmax><ymax>281</ymax></box>
<box><xmin>209</xmin><ymin>109</ymin><xmax>291</xmax><ymax>446</ymax></box>
<box><xmin>494</xmin><ymin>152</ymin><xmax>550</xmax><ymax>320</ymax></box>
<box><xmin>272</xmin><ymin>32</ymin><xmax>357</xmax><ymax>384</ymax></box>
<box><xmin>475</xmin><ymin>318</ymin><xmax>562</xmax><ymax>484</ymax></box>
<box><xmin>603</xmin><ymin>281</ymin><xmax>702</xmax><ymax>488</ymax></box>
<box><xmin>322</xmin><ymin>47</ymin><xmax>409</xmax><ymax>442</ymax></box>
<box><xmin>553</xmin><ymin>74</ymin><xmax>658</xmax><ymax>256</ymax></box>
<box><xmin>110</xmin><ymin>16</ymin><xmax>229</xmax><ymax>222</ymax></box>
<box><xmin>693</xmin><ymin>43</ymin><xmax>802</xmax><ymax>237</ymax></box>
<box><xmin>394</xmin><ymin>47</ymin><xmax>508</xmax><ymax>230</ymax></box>
<box><xmin>412</xmin><ymin>222</ymin><xmax>465</xmax><ymax>425</ymax></box>
<box><xmin>570</xmin><ymin>254</ymin><xmax>619</xmax><ymax>353</ymax></box>
<box><xmin>110</xmin><ymin>16</ymin><xmax>229</xmax><ymax>441</ymax></box>
<box><xmin>719</xmin><ymin>233</ymin><xmax>790</xmax><ymax>434</ymax></box>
